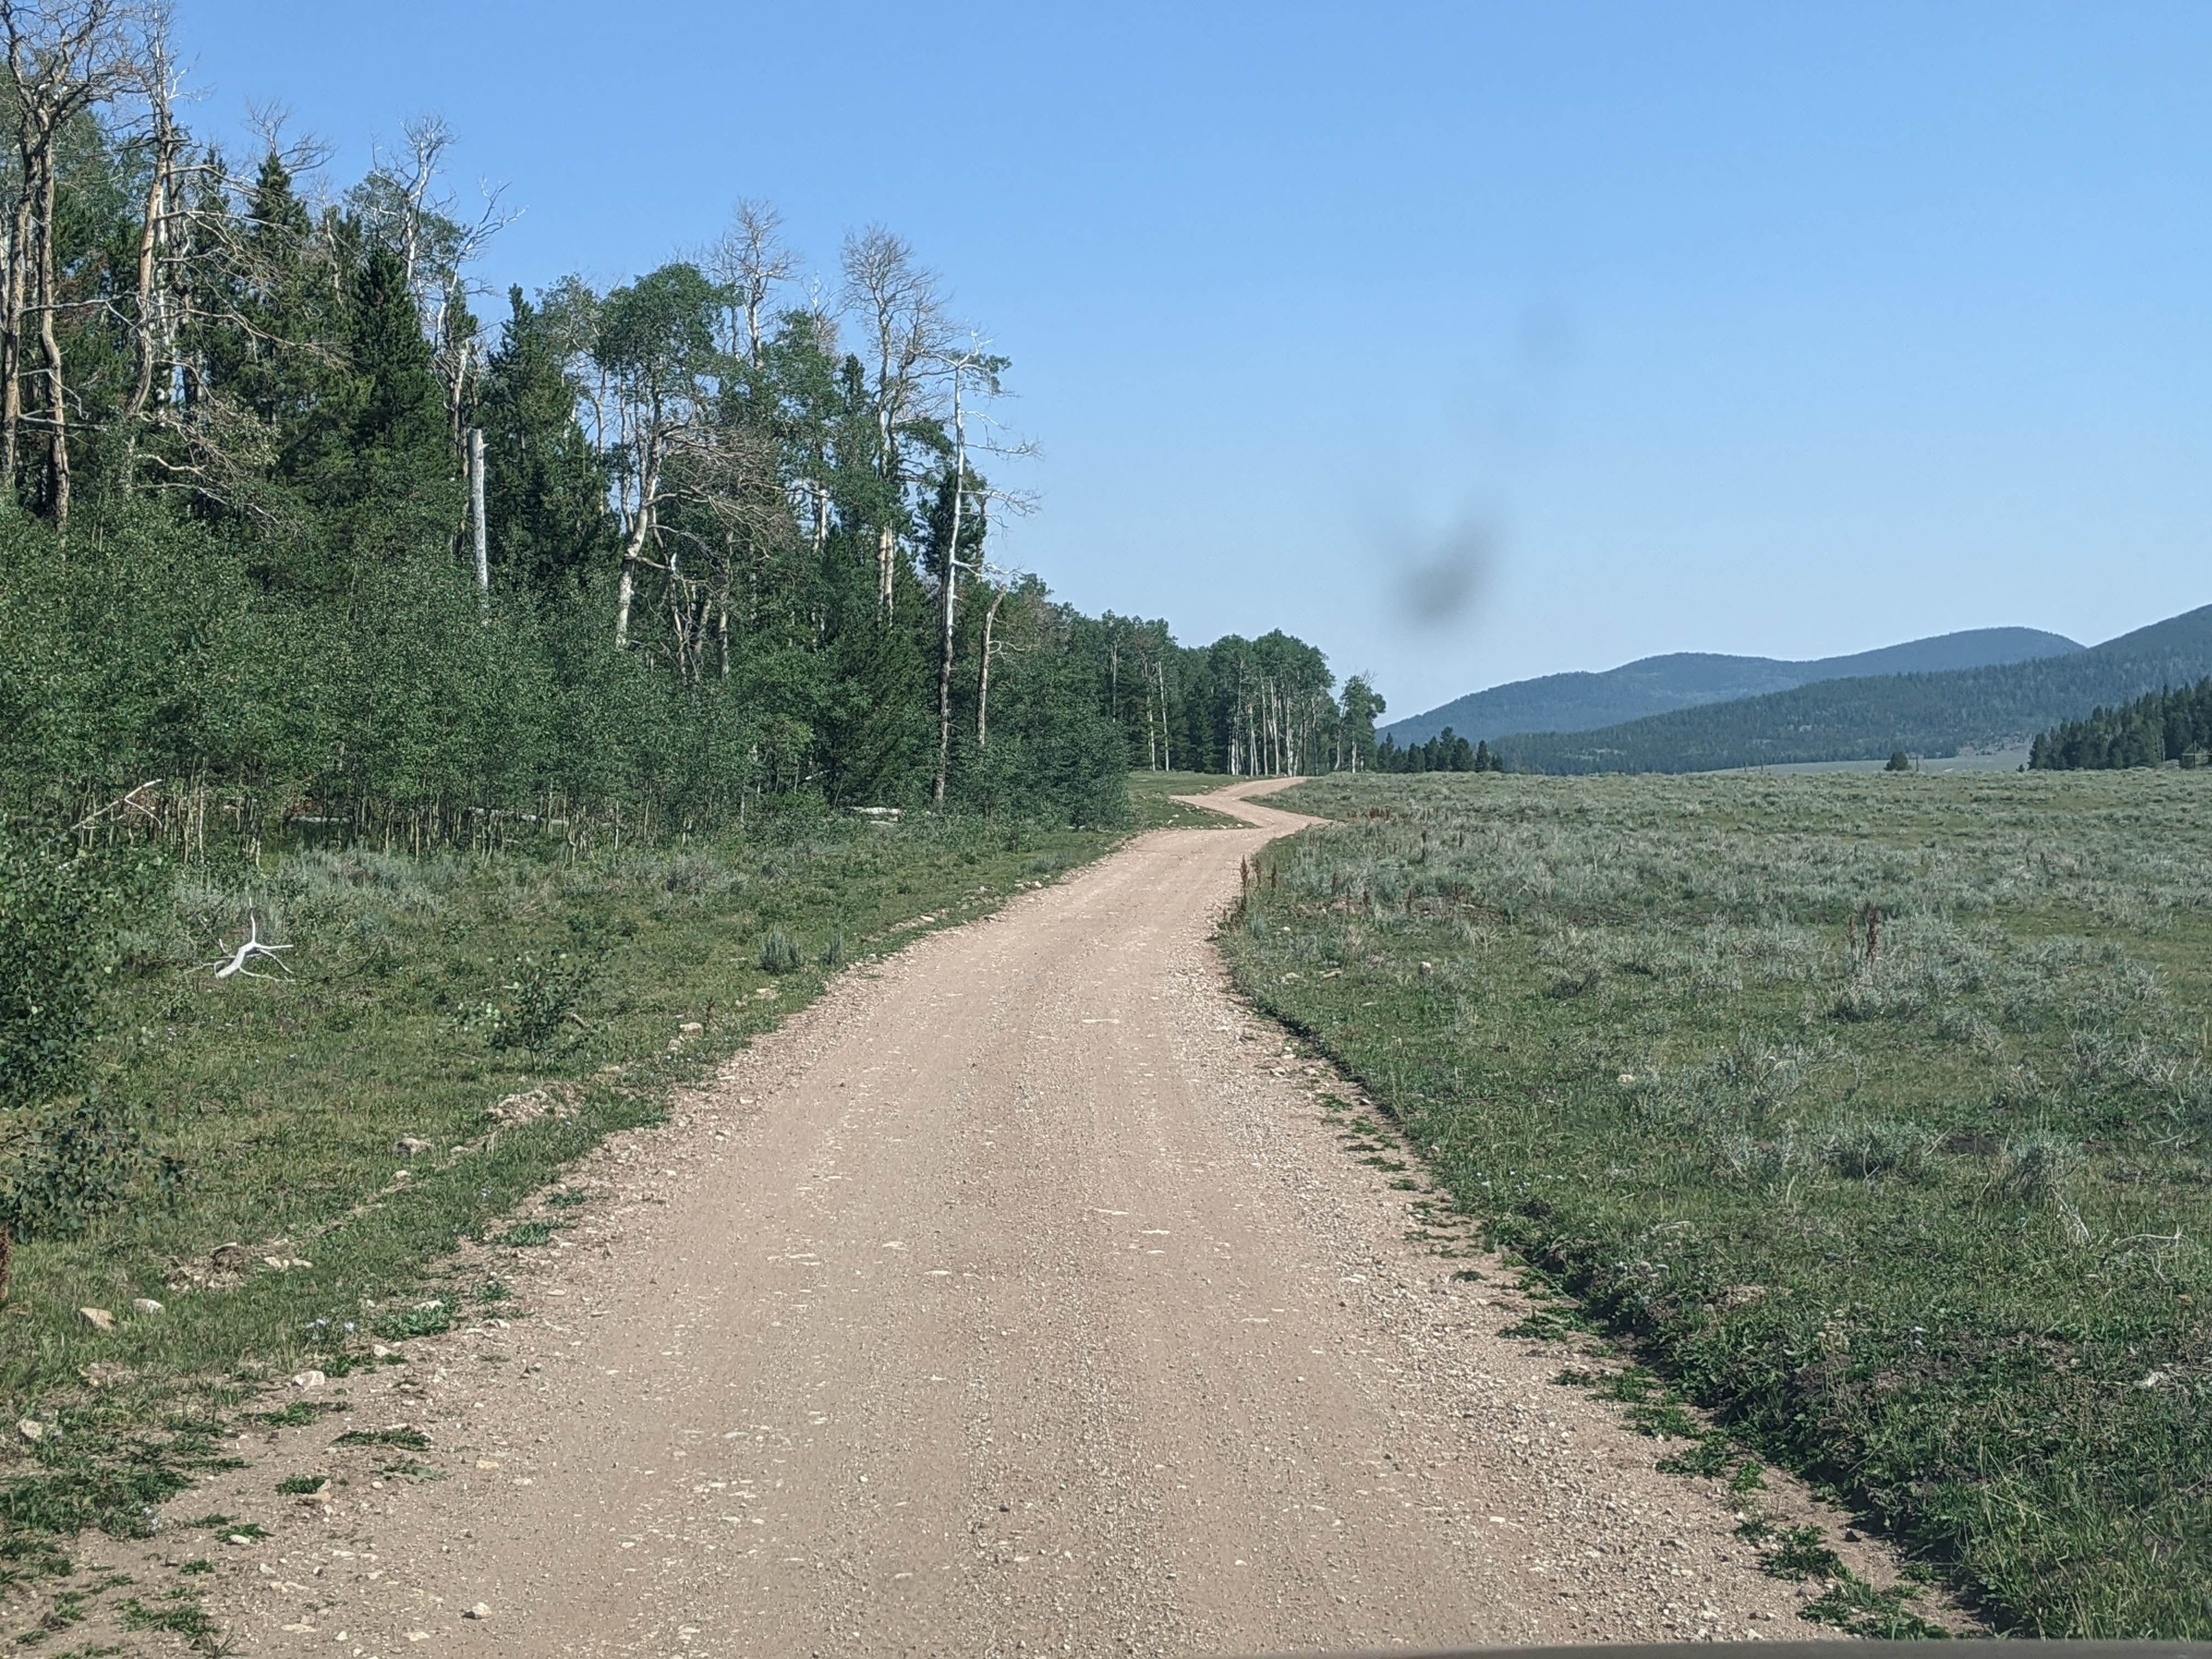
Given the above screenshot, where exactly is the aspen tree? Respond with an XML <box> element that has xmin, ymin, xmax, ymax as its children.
<box><xmin>0</xmin><ymin>0</ymin><xmax>149</xmax><ymax>520</ymax></box>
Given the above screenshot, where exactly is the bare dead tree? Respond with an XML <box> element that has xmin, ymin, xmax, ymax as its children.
<box><xmin>706</xmin><ymin>198</ymin><xmax>795</xmax><ymax>368</ymax></box>
<box><xmin>649</xmin><ymin>420</ymin><xmax>787</xmax><ymax>685</ymax></box>
<box><xmin>0</xmin><ymin>0</ymin><xmax>154</xmax><ymax>522</ymax></box>
<box><xmin>929</xmin><ymin>334</ymin><xmax>1036</xmax><ymax>807</ymax></box>
<box><xmin>350</xmin><ymin>115</ymin><xmax>517</xmax><ymax>455</ymax></box>
<box><xmin>839</xmin><ymin>227</ymin><xmax>947</xmax><ymax>617</ymax></box>
<box><xmin>114</xmin><ymin>4</ymin><xmax>176</xmax><ymax>424</ymax></box>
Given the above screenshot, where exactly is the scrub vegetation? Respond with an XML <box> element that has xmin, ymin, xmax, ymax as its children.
<box><xmin>0</xmin><ymin>769</ymin><xmax>1224</xmax><ymax>1606</ymax></box>
<box><xmin>1227</xmin><ymin>768</ymin><xmax>2212</xmax><ymax>1638</ymax></box>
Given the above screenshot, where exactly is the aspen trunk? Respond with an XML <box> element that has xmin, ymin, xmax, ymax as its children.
<box><xmin>1157</xmin><ymin>661</ymin><xmax>1172</xmax><ymax>772</ymax></box>
<box><xmin>614</xmin><ymin>445</ymin><xmax>660</xmax><ymax>648</ymax></box>
<box><xmin>933</xmin><ymin>413</ymin><xmax>968</xmax><ymax>808</ymax></box>
<box><xmin>1</xmin><ymin>169</ymin><xmax>24</xmax><ymax>499</ymax></box>
<box><xmin>121</xmin><ymin>140</ymin><xmax>162</xmax><ymax>425</ymax></box>
<box><xmin>615</xmin><ymin>523</ymin><xmax>645</xmax><ymax>647</ymax></box>
<box><xmin>469</xmin><ymin>427</ymin><xmax>489</xmax><ymax>614</ymax></box>
<box><xmin>35</xmin><ymin>143</ymin><xmax>65</xmax><ymax>525</ymax></box>
<box><xmin>977</xmin><ymin>585</ymin><xmax>1005</xmax><ymax>749</ymax></box>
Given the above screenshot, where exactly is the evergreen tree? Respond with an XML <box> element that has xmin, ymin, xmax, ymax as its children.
<box><xmin>481</xmin><ymin>286</ymin><xmax>612</xmax><ymax>595</ymax></box>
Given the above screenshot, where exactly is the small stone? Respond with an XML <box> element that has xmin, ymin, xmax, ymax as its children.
<box><xmin>394</xmin><ymin>1136</ymin><xmax>433</xmax><ymax>1159</ymax></box>
<box><xmin>132</xmin><ymin>1297</ymin><xmax>164</xmax><ymax>1316</ymax></box>
<box><xmin>464</xmin><ymin>1603</ymin><xmax>492</xmax><ymax>1620</ymax></box>
<box><xmin>224</xmin><ymin>1532</ymin><xmax>253</xmax><ymax>1547</ymax></box>
<box><xmin>371</xmin><ymin>1343</ymin><xmax>398</xmax><ymax>1359</ymax></box>
<box><xmin>290</xmin><ymin>1369</ymin><xmax>326</xmax><ymax>1389</ymax></box>
<box><xmin>1419</xmin><ymin>960</ymin><xmax>1435</xmax><ymax>975</ymax></box>
<box><xmin>16</xmin><ymin>1418</ymin><xmax>46</xmax><ymax>1443</ymax></box>
<box><xmin>262</xmin><ymin>1256</ymin><xmax>290</xmax><ymax>1271</ymax></box>
<box><xmin>76</xmin><ymin>1306</ymin><xmax>116</xmax><ymax>1333</ymax></box>
<box><xmin>680</xmin><ymin>1021</ymin><xmax>703</xmax><ymax>1033</ymax></box>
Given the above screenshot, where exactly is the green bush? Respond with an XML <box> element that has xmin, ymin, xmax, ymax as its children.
<box><xmin>0</xmin><ymin>826</ymin><xmax>160</xmax><ymax>1109</ymax></box>
<box><xmin>758</xmin><ymin>929</ymin><xmax>803</xmax><ymax>975</ymax></box>
<box><xmin>1</xmin><ymin>1092</ymin><xmax>155</xmax><ymax>1242</ymax></box>
<box><xmin>488</xmin><ymin>952</ymin><xmax>594</xmax><ymax>1052</ymax></box>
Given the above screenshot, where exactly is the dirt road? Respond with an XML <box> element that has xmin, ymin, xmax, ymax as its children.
<box><xmin>195</xmin><ymin>781</ymin><xmax>1865</xmax><ymax>1655</ymax></box>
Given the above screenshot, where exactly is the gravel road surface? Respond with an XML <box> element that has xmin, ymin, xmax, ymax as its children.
<box><xmin>187</xmin><ymin>781</ymin><xmax>1891</xmax><ymax>1656</ymax></box>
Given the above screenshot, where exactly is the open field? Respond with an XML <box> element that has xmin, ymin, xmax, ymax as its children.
<box><xmin>1226</xmin><ymin>768</ymin><xmax>2212</xmax><ymax>1637</ymax></box>
<box><xmin>11</xmin><ymin>782</ymin><xmax>1916</xmax><ymax>1656</ymax></box>
<box><xmin>0</xmin><ymin>785</ymin><xmax>1246</xmax><ymax>1608</ymax></box>
<box><xmin>1709</xmin><ymin>747</ymin><xmax>2033</xmax><ymax>777</ymax></box>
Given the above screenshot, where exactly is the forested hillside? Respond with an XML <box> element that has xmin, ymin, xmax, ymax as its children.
<box><xmin>1493</xmin><ymin>604</ymin><xmax>2212</xmax><ymax>774</ymax></box>
<box><xmin>2032</xmin><ymin>678</ymin><xmax>2212</xmax><ymax>770</ymax></box>
<box><xmin>1386</xmin><ymin>627</ymin><xmax>2081</xmax><ymax>747</ymax></box>
<box><xmin>0</xmin><ymin>8</ymin><xmax>1355</xmax><ymax>846</ymax></box>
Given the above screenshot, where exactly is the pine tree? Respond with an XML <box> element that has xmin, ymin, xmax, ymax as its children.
<box><xmin>481</xmin><ymin>286</ymin><xmax>611</xmax><ymax>595</ymax></box>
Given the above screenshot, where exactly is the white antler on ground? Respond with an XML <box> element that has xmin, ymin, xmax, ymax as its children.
<box><xmin>209</xmin><ymin>913</ymin><xmax>294</xmax><ymax>980</ymax></box>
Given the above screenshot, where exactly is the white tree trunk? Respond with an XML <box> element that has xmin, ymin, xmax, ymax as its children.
<box><xmin>469</xmin><ymin>427</ymin><xmax>489</xmax><ymax>616</ymax></box>
<box><xmin>933</xmin><ymin>382</ymin><xmax>969</xmax><ymax>807</ymax></box>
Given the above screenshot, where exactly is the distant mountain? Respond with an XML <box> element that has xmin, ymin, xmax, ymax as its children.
<box><xmin>1491</xmin><ymin>603</ymin><xmax>2212</xmax><ymax>775</ymax></box>
<box><xmin>1384</xmin><ymin>627</ymin><xmax>2083</xmax><ymax>746</ymax></box>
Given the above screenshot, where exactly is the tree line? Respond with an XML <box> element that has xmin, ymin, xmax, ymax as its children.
<box><xmin>0</xmin><ymin>1</ymin><xmax>1365</xmax><ymax>850</ymax></box>
<box><xmin>1370</xmin><ymin>727</ymin><xmax>1506</xmax><ymax>774</ymax></box>
<box><xmin>1085</xmin><ymin>620</ymin><xmax>1384</xmax><ymax>776</ymax></box>
<box><xmin>2030</xmin><ymin>678</ymin><xmax>2212</xmax><ymax>770</ymax></box>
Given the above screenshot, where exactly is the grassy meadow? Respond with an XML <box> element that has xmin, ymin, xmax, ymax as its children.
<box><xmin>0</xmin><ymin>772</ymin><xmax>1226</xmax><ymax>1609</ymax></box>
<box><xmin>1227</xmin><ymin>768</ymin><xmax>2211</xmax><ymax>1638</ymax></box>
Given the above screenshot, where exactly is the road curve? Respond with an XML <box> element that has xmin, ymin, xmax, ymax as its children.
<box><xmin>196</xmin><ymin>780</ymin><xmax>1854</xmax><ymax>1655</ymax></box>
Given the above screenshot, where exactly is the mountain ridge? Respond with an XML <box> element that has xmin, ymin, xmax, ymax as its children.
<box><xmin>1489</xmin><ymin>603</ymin><xmax>2212</xmax><ymax>775</ymax></box>
<box><xmin>1385</xmin><ymin>626</ymin><xmax>2084</xmax><ymax>746</ymax></box>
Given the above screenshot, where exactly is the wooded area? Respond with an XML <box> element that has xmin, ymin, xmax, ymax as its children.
<box><xmin>0</xmin><ymin>2</ymin><xmax>1361</xmax><ymax>851</ymax></box>
<box><xmin>2030</xmin><ymin>676</ymin><xmax>2212</xmax><ymax>770</ymax></box>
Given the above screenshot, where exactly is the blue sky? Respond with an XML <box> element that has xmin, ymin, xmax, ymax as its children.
<box><xmin>175</xmin><ymin>2</ymin><xmax>2210</xmax><ymax>717</ymax></box>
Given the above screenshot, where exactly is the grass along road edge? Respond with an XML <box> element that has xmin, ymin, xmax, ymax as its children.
<box><xmin>1221</xmin><ymin>768</ymin><xmax>2212</xmax><ymax>1639</ymax></box>
<box><xmin>0</xmin><ymin>774</ymin><xmax>1231</xmax><ymax>1640</ymax></box>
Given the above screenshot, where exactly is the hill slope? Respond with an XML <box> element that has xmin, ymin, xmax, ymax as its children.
<box><xmin>1493</xmin><ymin>603</ymin><xmax>2212</xmax><ymax>775</ymax></box>
<box><xmin>1385</xmin><ymin>627</ymin><xmax>2081</xmax><ymax>746</ymax></box>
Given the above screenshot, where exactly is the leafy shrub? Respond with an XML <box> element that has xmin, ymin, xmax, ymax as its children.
<box><xmin>1</xmin><ymin>1092</ymin><xmax>158</xmax><ymax>1241</ymax></box>
<box><xmin>0</xmin><ymin>826</ymin><xmax>160</xmax><ymax>1108</ymax></box>
<box><xmin>461</xmin><ymin>951</ymin><xmax>594</xmax><ymax>1052</ymax></box>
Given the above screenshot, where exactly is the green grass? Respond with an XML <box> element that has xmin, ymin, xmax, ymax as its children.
<box><xmin>0</xmin><ymin>803</ymin><xmax>1139</xmax><ymax>1604</ymax></box>
<box><xmin>1226</xmin><ymin>768</ymin><xmax>2212</xmax><ymax>1639</ymax></box>
<box><xmin>1126</xmin><ymin>770</ymin><xmax>1241</xmax><ymax>828</ymax></box>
